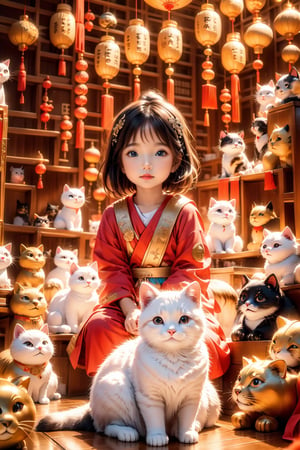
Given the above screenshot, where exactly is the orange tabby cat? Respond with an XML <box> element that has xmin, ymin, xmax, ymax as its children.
<box><xmin>269</xmin><ymin>316</ymin><xmax>300</xmax><ymax>373</ymax></box>
<box><xmin>15</xmin><ymin>244</ymin><xmax>46</xmax><ymax>289</ymax></box>
<box><xmin>247</xmin><ymin>201</ymin><xmax>279</xmax><ymax>251</ymax></box>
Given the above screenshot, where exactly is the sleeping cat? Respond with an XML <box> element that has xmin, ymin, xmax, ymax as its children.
<box><xmin>15</xmin><ymin>244</ymin><xmax>46</xmax><ymax>289</ymax></box>
<box><xmin>247</xmin><ymin>201</ymin><xmax>279</xmax><ymax>251</ymax></box>
<box><xmin>47</xmin><ymin>261</ymin><xmax>100</xmax><ymax>334</ymax></box>
<box><xmin>37</xmin><ymin>282</ymin><xmax>221</xmax><ymax>445</ymax></box>
<box><xmin>231</xmin><ymin>357</ymin><xmax>298</xmax><ymax>432</ymax></box>
<box><xmin>231</xmin><ymin>273</ymin><xmax>296</xmax><ymax>341</ymax></box>
<box><xmin>54</xmin><ymin>184</ymin><xmax>85</xmax><ymax>231</ymax></box>
<box><xmin>260</xmin><ymin>226</ymin><xmax>300</xmax><ymax>285</ymax></box>
<box><xmin>255</xmin><ymin>80</ymin><xmax>277</xmax><ymax>117</ymax></box>
<box><xmin>219</xmin><ymin>130</ymin><xmax>253</xmax><ymax>177</ymax></box>
<box><xmin>269</xmin><ymin>316</ymin><xmax>300</xmax><ymax>372</ymax></box>
<box><xmin>275</xmin><ymin>66</ymin><xmax>300</xmax><ymax>104</ymax></box>
<box><xmin>0</xmin><ymin>243</ymin><xmax>12</xmax><ymax>289</ymax></box>
<box><xmin>0</xmin><ymin>59</ymin><xmax>10</xmax><ymax>105</ymax></box>
<box><xmin>0</xmin><ymin>324</ymin><xmax>61</xmax><ymax>404</ymax></box>
<box><xmin>44</xmin><ymin>246</ymin><xmax>79</xmax><ymax>302</ymax></box>
<box><xmin>0</xmin><ymin>376</ymin><xmax>36</xmax><ymax>448</ymax></box>
<box><xmin>206</xmin><ymin>197</ymin><xmax>243</xmax><ymax>253</ymax></box>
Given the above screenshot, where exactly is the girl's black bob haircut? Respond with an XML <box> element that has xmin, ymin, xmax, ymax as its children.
<box><xmin>101</xmin><ymin>90</ymin><xmax>200</xmax><ymax>198</ymax></box>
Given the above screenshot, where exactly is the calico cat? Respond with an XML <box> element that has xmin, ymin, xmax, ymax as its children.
<box><xmin>15</xmin><ymin>244</ymin><xmax>46</xmax><ymax>288</ymax></box>
<box><xmin>13</xmin><ymin>200</ymin><xmax>31</xmax><ymax>226</ymax></box>
<box><xmin>10</xmin><ymin>166</ymin><xmax>24</xmax><ymax>184</ymax></box>
<box><xmin>267</xmin><ymin>123</ymin><xmax>292</xmax><ymax>168</ymax></box>
<box><xmin>255</xmin><ymin>80</ymin><xmax>277</xmax><ymax>117</ymax></box>
<box><xmin>33</xmin><ymin>213</ymin><xmax>50</xmax><ymax>228</ymax></box>
<box><xmin>0</xmin><ymin>59</ymin><xmax>10</xmax><ymax>105</ymax></box>
<box><xmin>219</xmin><ymin>130</ymin><xmax>252</xmax><ymax>177</ymax></box>
<box><xmin>47</xmin><ymin>261</ymin><xmax>100</xmax><ymax>334</ymax></box>
<box><xmin>44</xmin><ymin>246</ymin><xmax>79</xmax><ymax>302</ymax></box>
<box><xmin>269</xmin><ymin>316</ymin><xmax>300</xmax><ymax>372</ymax></box>
<box><xmin>37</xmin><ymin>282</ymin><xmax>221</xmax><ymax>445</ymax></box>
<box><xmin>275</xmin><ymin>66</ymin><xmax>300</xmax><ymax>104</ymax></box>
<box><xmin>260</xmin><ymin>226</ymin><xmax>300</xmax><ymax>285</ymax></box>
<box><xmin>206</xmin><ymin>197</ymin><xmax>243</xmax><ymax>253</ymax></box>
<box><xmin>247</xmin><ymin>201</ymin><xmax>279</xmax><ymax>251</ymax></box>
<box><xmin>0</xmin><ymin>324</ymin><xmax>61</xmax><ymax>404</ymax></box>
<box><xmin>54</xmin><ymin>184</ymin><xmax>85</xmax><ymax>231</ymax></box>
<box><xmin>0</xmin><ymin>376</ymin><xmax>36</xmax><ymax>448</ymax></box>
<box><xmin>0</xmin><ymin>242</ymin><xmax>12</xmax><ymax>289</ymax></box>
<box><xmin>231</xmin><ymin>357</ymin><xmax>297</xmax><ymax>432</ymax></box>
<box><xmin>231</xmin><ymin>273</ymin><xmax>296</xmax><ymax>341</ymax></box>
<box><xmin>250</xmin><ymin>117</ymin><xmax>268</xmax><ymax>163</ymax></box>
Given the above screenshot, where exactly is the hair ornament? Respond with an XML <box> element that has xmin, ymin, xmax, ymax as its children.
<box><xmin>168</xmin><ymin>116</ymin><xmax>183</xmax><ymax>141</ymax></box>
<box><xmin>111</xmin><ymin>114</ymin><xmax>126</xmax><ymax>145</ymax></box>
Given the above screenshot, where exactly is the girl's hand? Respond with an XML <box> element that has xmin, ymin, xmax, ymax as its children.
<box><xmin>124</xmin><ymin>308</ymin><xmax>141</xmax><ymax>335</ymax></box>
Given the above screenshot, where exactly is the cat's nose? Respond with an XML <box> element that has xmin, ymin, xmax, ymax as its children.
<box><xmin>167</xmin><ymin>328</ymin><xmax>176</xmax><ymax>336</ymax></box>
<box><xmin>234</xmin><ymin>387</ymin><xmax>241</xmax><ymax>395</ymax></box>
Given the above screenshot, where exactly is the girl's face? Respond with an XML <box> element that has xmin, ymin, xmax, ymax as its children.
<box><xmin>121</xmin><ymin>128</ymin><xmax>178</xmax><ymax>192</ymax></box>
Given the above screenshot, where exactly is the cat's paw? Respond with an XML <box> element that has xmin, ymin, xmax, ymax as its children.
<box><xmin>255</xmin><ymin>415</ymin><xmax>278</xmax><ymax>432</ymax></box>
<box><xmin>39</xmin><ymin>397</ymin><xmax>50</xmax><ymax>405</ymax></box>
<box><xmin>105</xmin><ymin>424</ymin><xmax>139</xmax><ymax>442</ymax></box>
<box><xmin>231</xmin><ymin>329</ymin><xmax>245</xmax><ymax>341</ymax></box>
<box><xmin>231</xmin><ymin>411</ymin><xmax>252</xmax><ymax>429</ymax></box>
<box><xmin>52</xmin><ymin>393</ymin><xmax>61</xmax><ymax>400</ymax></box>
<box><xmin>248</xmin><ymin>332</ymin><xmax>263</xmax><ymax>341</ymax></box>
<box><xmin>146</xmin><ymin>432</ymin><xmax>169</xmax><ymax>446</ymax></box>
<box><xmin>179</xmin><ymin>430</ymin><xmax>199</xmax><ymax>444</ymax></box>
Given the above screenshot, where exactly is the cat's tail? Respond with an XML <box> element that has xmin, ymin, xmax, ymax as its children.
<box><xmin>36</xmin><ymin>403</ymin><xmax>95</xmax><ymax>432</ymax></box>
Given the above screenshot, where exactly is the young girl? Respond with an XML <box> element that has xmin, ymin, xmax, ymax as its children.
<box><xmin>69</xmin><ymin>91</ymin><xmax>230</xmax><ymax>380</ymax></box>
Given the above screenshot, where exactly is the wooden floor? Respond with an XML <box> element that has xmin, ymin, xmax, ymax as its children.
<box><xmin>19</xmin><ymin>396</ymin><xmax>292</xmax><ymax>449</ymax></box>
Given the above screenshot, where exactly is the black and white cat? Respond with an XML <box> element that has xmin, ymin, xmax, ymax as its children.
<box><xmin>37</xmin><ymin>282</ymin><xmax>221</xmax><ymax>446</ymax></box>
<box><xmin>275</xmin><ymin>67</ymin><xmax>300</xmax><ymax>104</ymax></box>
<box><xmin>219</xmin><ymin>130</ymin><xmax>253</xmax><ymax>177</ymax></box>
<box><xmin>251</xmin><ymin>117</ymin><xmax>268</xmax><ymax>163</ymax></box>
<box><xmin>0</xmin><ymin>59</ymin><xmax>10</xmax><ymax>105</ymax></box>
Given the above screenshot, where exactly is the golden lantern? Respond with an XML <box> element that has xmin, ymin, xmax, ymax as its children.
<box><xmin>8</xmin><ymin>14</ymin><xmax>39</xmax><ymax>104</ymax></box>
<box><xmin>93</xmin><ymin>187</ymin><xmax>106</xmax><ymax>216</ymax></box>
<box><xmin>221</xmin><ymin>32</ymin><xmax>246</xmax><ymax>123</ymax></box>
<box><xmin>219</xmin><ymin>86</ymin><xmax>232</xmax><ymax>130</ymax></box>
<box><xmin>124</xmin><ymin>19</ymin><xmax>150</xmax><ymax>101</ymax></box>
<box><xmin>84</xmin><ymin>142</ymin><xmax>100</xmax><ymax>197</ymax></box>
<box><xmin>157</xmin><ymin>20</ymin><xmax>182</xmax><ymax>104</ymax></box>
<box><xmin>281</xmin><ymin>43</ymin><xmax>300</xmax><ymax>64</ymax></box>
<box><xmin>220</xmin><ymin>0</ymin><xmax>244</xmax><ymax>22</ymax></box>
<box><xmin>49</xmin><ymin>3</ymin><xmax>76</xmax><ymax>76</ymax></box>
<box><xmin>195</xmin><ymin>3</ymin><xmax>222</xmax><ymax>126</ymax></box>
<box><xmin>274</xmin><ymin>2</ymin><xmax>300</xmax><ymax>66</ymax></box>
<box><xmin>245</xmin><ymin>0</ymin><xmax>266</xmax><ymax>14</ymax></box>
<box><xmin>144</xmin><ymin>0</ymin><xmax>192</xmax><ymax>10</ymax></box>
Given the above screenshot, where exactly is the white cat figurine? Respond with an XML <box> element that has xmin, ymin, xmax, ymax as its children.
<box><xmin>10</xmin><ymin>166</ymin><xmax>25</xmax><ymax>184</ymax></box>
<box><xmin>47</xmin><ymin>261</ymin><xmax>100</xmax><ymax>334</ymax></box>
<box><xmin>260</xmin><ymin>226</ymin><xmax>300</xmax><ymax>286</ymax></box>
<box><xmin>44</xmin><ymin>246</ymin><xmax>79</xmax><ymax>302</ymax></box>
<box><xmin>255</xmin><ymin>80</ymin><xmax>277</xmax><ymax>117</ymax></box>
<box><xmin>0</xmin><ymin>243</ymin><xmax>12</xmax><ymax>289</ymax></box>
<box><xmin>0</xmin><ymin>323</ymin><xmax>61</xmax><ymax>404</ymax></box>
<box><xmin>0</xmin><ymin>59</ymin><xmax>10</xmax><ymax>105</ymax></box>
<box><xmin>206</xmin><ymin>198</ymin><xmax>243</xmax><ymax>253</ymax></box>
<box><xmin>219</xmin><ymin>130</ymin><xmax>253</xmax><ymax>177</ymax></box>
<box><xmin>37</xmin><ymin>281</ymin><xmax>221</xmax><ymax>445</ymax></box>
<box><xmin>54</xmin><ymin>184</ymin><xmax>85</xmax><ymax>231</ymax></box>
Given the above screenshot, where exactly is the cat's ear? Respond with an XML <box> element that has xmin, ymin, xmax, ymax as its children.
<box><xmin>276</xmin><ymin>315</ymin><xmax>291</xmax><ymax>329</ymax></box>
<box><xmin>230</xmin><ymin>198</ymin><xmax>236</xmax><ymax>208</ymax></box>
<box><xmin>263</xmin><ymin>228</ymin><xmax>271</xmax><ymax>238</ymax></box>
<box><xmin>139</xmin><ymin>282</ymin><xmax>161</xmax><ymax>308</ymax></box>
<box><xmin>275</xmin><ymin>72</ymin><xmax>281</xmax><ymax>82</ymax></box>
<box><xmin>3</xmin><ymin>59</ymin><xmax>10</xmax><ymax>67</ymax></box>
<box><xmin>264</xmin><ymin>273</ymin><xmax>279</xmax><ymax>290</ymax></box>
<box><xmin>14</xmin><ymin>323</ymin><xmax>26</xmax><ymax>339</ymax></box>
<box><xmin>20</xmin><ymin>243</ymin><xmax>27</xmax><ymax>253</ymax></box>
<box><xmin>182</xmin><ymin>281</ymin><xmax>201</xmax><ymax>305</ymax></box>
<box><xmin>63</xmin><ymin>184</ymin><xmax>70</xmax><ymax>192</ymax></box>
<box><xmin>265</xmin><ymin>201</ymin><xmax>273</xmax><ymax>211</ymax></box>
<box><xmin>220</xmin><ymin>130</ymin><xmax>227</xmax><ymax>139</ymax></box>
<box><xmin>14</xmin><ymin>282</ymin><xmax>23</xmax><ymax>293</ymax></box>
<box><xmin>242</xmin><ymin>356</ymin><xmax>252</xmax><ymax>367</ymax></box>
<box><xmin>268</xmin><ymin>359</ymin><xmax>287</xmax><ymax>378</ymax></box>
<box><xmin>290</xmin><ymin>66</ymin><xmax>299</xmax><ymax>79</ymax></box>
<box><xmin>238</xmin><ymin>130</ymin><xmax>244</xmax><ymax>139</ymax></box>
<box><xmin>11</xmin><ymin>376</ymin><xmax>31</xmax><ymax>391</ymax></box>
<box><xmin>41</xmin><ymin>323</ymin><xmax>49</xmax><ymax>335</ymax></box>
<box><xmin>282</xmin><ymin>226</ymin><xmax>295</xmax><ymax>241</ymax></box>
<box><xmin>256</xmin><ymin>83</ymin><xmax>261</xmax><ymax>91</ymax></box>
<box><xmin>70</xmin><ymin>262</ymin><xmax>80</xmax><ymax>275</ymax></box>
<box><xmin>38</xmin><ymin>244</ymin><xmax>44</xmax><ymax>252</ymax></box>
<box><xmin>269</xmin><ymin>79</ymin><xmax>275</xmax><ymax>87</ymax></box>
<box><xmin>56</xmin><ymin>246</ymin><xmax>62</xmax><ymax>254</ymax></box>
<box><xmin>80</xmin><ymin>186</ymin><xmax>85</xmax><ymax>193</ymax></box>
<box><xmin>241</xmin><ymin>275</ymin><xmax>250</xmax><ymax>286</ymax></box>
<box><xmin>73</xmin><ymin>249</ymin><xmax>78</xmax><ymax>256</ymax></box>
<box><xmin>209</xmin><ymin>197</ymin><xmax>217</xmax><ymax>208</ymax></box>
<box><xmin>4</xmin><ymin>243</ymin><xmax>12</xmax><ymax>252</ymax></box>
<box><xmin>89</xmin><ymin>261</ymin><xmax>98</xmax><ymax>272</ymax></box>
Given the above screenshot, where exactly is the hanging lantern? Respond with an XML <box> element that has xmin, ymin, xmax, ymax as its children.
<box><xmin>40</xmin><ymin>76</ymin><xmax>53</xmax><ymax>130</ymax></box>
<box><xmin>35</xmin><ymin>151</ymin><xmax>47</xmax><ymax>189</ymax></box>
<box><xmin>85</xmin><ymin>8</ymin><xmax>95</xmax><ymax>32</ymax></box>
<box><xmin>195</xmin><ymin>3</ymin><xmax>222</xmax><ymax>126</ymax></box>
<box><xmin>60</xmin><ymin>115</ymin><xmax>73</xmax><ymax>161</ymax></box>
<box><xmin>219</xmin><ymin>85</ymin><xmax>232</xmax><ymax>131</ymax></box>
<box><xmin>221</xmin><ymin>32</ymin><xmax>246</xmax><ymax>123</ymax></box>
<box><xmin>157</xmin><ymin>20</ymin><xmax>182</xmax><ymax>104</ymax></box>
<box><xmin>95</xmin><ymin>22</ymin><xmax>120</xmax><ymax>131</ymax></box>
<box><xmin>124</xmin><ymin>19</ymin><xmax>150</xmax><ymax>101</ymax></box>
<box><xmin>245</xmin><ymin>0</ymin><xmax>266</xmax><ymax>14</ymax></box>
<box><xmin>49</xmin><ymin>3</ymin><xmax>76</xmax><ymax>76</ymax></box>
<box><xmin>274</xmin><ymin>2</ymin><xmax>300</xmax><ymax>66</ymax></box>
<box><xmin>144</xmin><ymin>0</ymin><xmax>192</xmax><ymax>10</ymax></box>
<box><xmin>8</xmin><ymin>14</ymin><xmax>39</xmax><ymax>104</ymax></box>
<box><xmin>84</xmin><ymin>141</ymin><xmax>101</xmax><ymax>197</ymax></box>
<box><xmin>74</xmin><ymin>56</ymin><xmax>89</xmax><ymax>149</ymax></box>
<box><xmin>93</xmin><ymin>187</ymin><xmax>106</xmax><ymax>216</ymax></box>
<box><xmin>220</xmin><ymin>0</ymin><xmax>244</xmax><ymax>22</ymax></box>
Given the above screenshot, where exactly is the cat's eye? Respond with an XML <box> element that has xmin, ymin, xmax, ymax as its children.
<box><xmin>24</xmin><ymin>341</ymin><xmax>33</xmax><ymax>347</ymax></box>
<box><xmin>273</xmin><ymin>243</ymin><xmax>280</xmax><ymax>248</ymax></box>
<box><xmin>288</xmin><ymin>344</ymin><xmax>299</xmax><ymax>349</ymax></box>
<box><xmin>262</xmin><ymin>244</ymin><xmax>267</xmax><ymax>249</ymax></box>
<box><xmin>216</xmin><ymin>208</ymin><xmax>222</xmax><ymax>213</ymax></box>
<box><xmin>255</xmin><ymin>293</ymin><xmax>265</xmax><ymax>302</ymax></box>
<box><xmin>240</xmin><ymin>292</ymin><xmax>247</xmax><ymax>301</ymax></box>
<box><xmin>153</xmin><ymin>316</ymin><xmax>164</xmax><ymax>325</ymax></box>
<box><xmin>42</xmin><ymin>340</ymin><xmax>48</xmax><ymax>345</ymax></box>
<box><xmin>79</xmin><ymin>276</ymin><xmax>84</xmax><ymax>281</ymax></box>
<box><xmin>13</xmin><ymin>402</ymin><xmax>24</xmax><ymax>412</ymax></box>
<box><xmin>21</xmin><ymin>296</ymin><xmax>30</xmax><ymax>302</ymax></box>
<box><xmin>179</xmin><ymin>315</ymin><xmax>189</xmax><ymax>324</ymax></box>
<box><xmin>250</xmin><ymin>378</ymin><xmax>263</xmax><ymax>387</ymax></box>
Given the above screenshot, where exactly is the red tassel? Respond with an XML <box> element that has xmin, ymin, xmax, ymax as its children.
<box><xmin>204</xmin><ymin>110</ymin><xmax>210</xmax><ymax>127</ymax></box>
<box><xmin>101</xmin><ymin>94</ymin><xmax>114</xmax><ymax>131</ymax></box>
<box><xmin>76</xmin><ymin>119</ymin><xmax>84</xmax><ymax>148</ymax></box>
<box><xmin>134</xmin><ymin>78</ymin><xmax>140</xmax><ymax>101</ymax></box>
<box><xmin>58</xmin><ymin>51</ymin><xmax>66</xmax><ymax>76</ymax></box>
<box><xmin>37</xmin><ymin>176</ymin><xmax>43</xmax><ymax>189</ymax></box>
<box><xmin>75</xmin><ymin>0</ymin><xmax>85</xmax><ymax>53</ymax></box>
<box><xmin>167</xmin><ymin>78</ymin><xmax>174</xmax><ymax>104</ymax></box>
<box><xmin>264</xmin><ymin>171</ymin><xmax>277</xmax><ymax>190</ymax></box>
<box><xmin>18</xmin><ymin>55</ymin><xmax>26</xmax><ymax>103</ymax></box>
<box><xmin>19</xmin><ymin>93</ymin><xmax>24</xmax><ymax>104</ymax></box>
<box><xmin>231</xmin><ymin>74</ymin><xmax>240</xmax><ymax>123</ymax></box>
<box><xmin>218</xmin><ymin>178</ymin><xmax>229</xmax><ymax>200</ymax></box>
<box><xmin>202</xmin><ymin>84</ymin><xmax>217</xmax><ymax>109</ymax></box>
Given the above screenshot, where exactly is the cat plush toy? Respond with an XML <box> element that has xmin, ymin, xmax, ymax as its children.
<box><xmin>0</xmin><ymin>59</ymin><xmax>10</xmax><ymax>105</ymax></box>
<box><xmin>38</xmin><ymin>281</ymin><xmax>221</xmax><ymax>445</ymax></box>
<box><xmin>219</xmin><ymin>130</ymin><xmax>253</xmax><ymax>177</ymax></box>
<box><xmin>269</xmin><ymin>316</ymin><xmax>300</xmax><ymax>373</ymax></box>
<box><xmin>247</xmin><ymin>201</ymin><xmax>279</xmax><ymax>251</ymax></box>
<box><xmin>0</xmin><ymin>324</ymin><xmax>61</xmax><ymax>404</ymax></box>
<box><xmin>255</xmin><ymin>80</ymin><xmax>277</xmax><ymax>117</ymax></box>
<box><xmin>13</xmin><ymin>200</ymin><xmax>31</xmax><ymax>226</ymax></box>
<box><xmin>231</xmin><ymin>357</ymin><xmax>298</xmax><ymax>433</ymax></box>
<box><xmin>206</xmin><ymin>197</ymin><xmax>243</xmax><ymax>253</ymax></box>
<box><xmin>10</xmin><ymin>166</ymin><xmax>25</xmax><ymax>184</ymax></box>
<box><xmin>15</xmin><ymin>244</ymin><xmax>46</xmax><ymax>289</ymax></box>
<box><xmin>275</xmin><ymin>66</ymin><xmax>300</xmax><ymax>104</ymax></box>
<box><xmin>0</xmin><ymin>376</ymin><xmax>36</xmax><ymax>449</ymax></box>
<box><xmin>260</xmin><ymin>226</ymin><xmax>300</xmax><ymax>286</ymax></box>
<box><xmin>47</xmin><ymin>261</ymin><xmax>100</xmax><ymax>334</ymax></box>
<box><xmin>231</xmin><ymin>273</ymin><xmax>296</xmax><ymax>341</ymax></box>
<box><xmin>54</xmin><ymin>184</ymin><xmax>85</xmax><ymax>231</ymax></box>
<box><xmin>0</xmin><ymin>242</ymin><xmax>13</xmax><ymax>289</ymax></box>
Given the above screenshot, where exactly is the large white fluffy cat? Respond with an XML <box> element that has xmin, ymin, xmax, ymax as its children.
<box><xmin>47</xmin><ymin>261</ymin><xmax>100</xmax><ymax>334</ymax></box>
<box><xmin>260</xmin><ymin>226</ymin><xmax>300</xmax><ymax>286</ymax></box>
<box><xmin>37</xmin><ymin>282</ymin><xmax>221</xmax><ymax>445</ymax></box>
<box><xmin>0</xmin><ymin>324</ymin><xmax>61</xmax><ymax>404</ymax></box>
<box><xmin>206</xmin><ymin>198</ymin><xmax>243</xmax><ymax>253</ymax></box>
<box><xmin>0</xmin><ymin>243</ymin><xmax>12</xmax><ymax>289</ymax></box>
<box><xmin>54</xmin><ymin>184</ymin><xmax>85</xmax><ymax>231</ymax></box>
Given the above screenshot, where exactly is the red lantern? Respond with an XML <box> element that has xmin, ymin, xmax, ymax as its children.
<box><xmin>60</xmin><ymin>115</ymin><xmax>73</xmax><ymax>160</ymax></box>
<box><xmin>84</xmin><ymin>142</ymin><xmax>100</xmax><ymax>196</ymax></box>
<box><xmin>219</xmin><ymin>85</ymin><xmax>232</xmax><ymax>130</ymax></box>
<box><xmin>40</xmin><ymin>76</ymin><xmax>53</xmax><ymax>130</ymax></box>
<box><xmin>93</xmin><ymin>187</ymin><xmax>106</xmax><ymax>216</ymax></box>
<box><xmin>74</xmin><ymin>55</ymin><xmax>89</xmax><ymax>149</ymax></box>
<box><xmin>85</xmin><ymin>9</ymin><xmax>95</xmax><ymax>32</ymax></box>
<box><xmin>35</xmin><ymin>151</ymin><xmax>47</xmax><ymax>189</ymax></box>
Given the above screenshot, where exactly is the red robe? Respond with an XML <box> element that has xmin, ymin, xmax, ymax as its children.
<box><xmin>69</xmin><ymin>194</ymin><xmax>230</xmax><ymax>379</ymax></box>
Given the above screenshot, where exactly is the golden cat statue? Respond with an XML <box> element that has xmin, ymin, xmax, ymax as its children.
<box><xmin>270</xmin><ymin>316</ymin><xmax>300</xmax><ymax>373</ymax></box>
<box><xmin>263</xmin><ymin>124</ymin><xmax>292</xmax><ymax>170</ymax></box>
<box><xmin>15</xmin><ymin>244</ymin><xmax>46</xmax><ymax>289</ymax></box>
<box><xmin>231</xmin><ymin>357</ymin><xmax>298</xmax><ymax>433</ymax></box>
<box><xmin>247</xmin><ymin>201</ymin><xmax>279</xmax><ymax>251</ymax></box>
<box><xmin>0</xmin><ymin>376</ymin><xmax>36</xmax><ymax>449</ymax></box>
